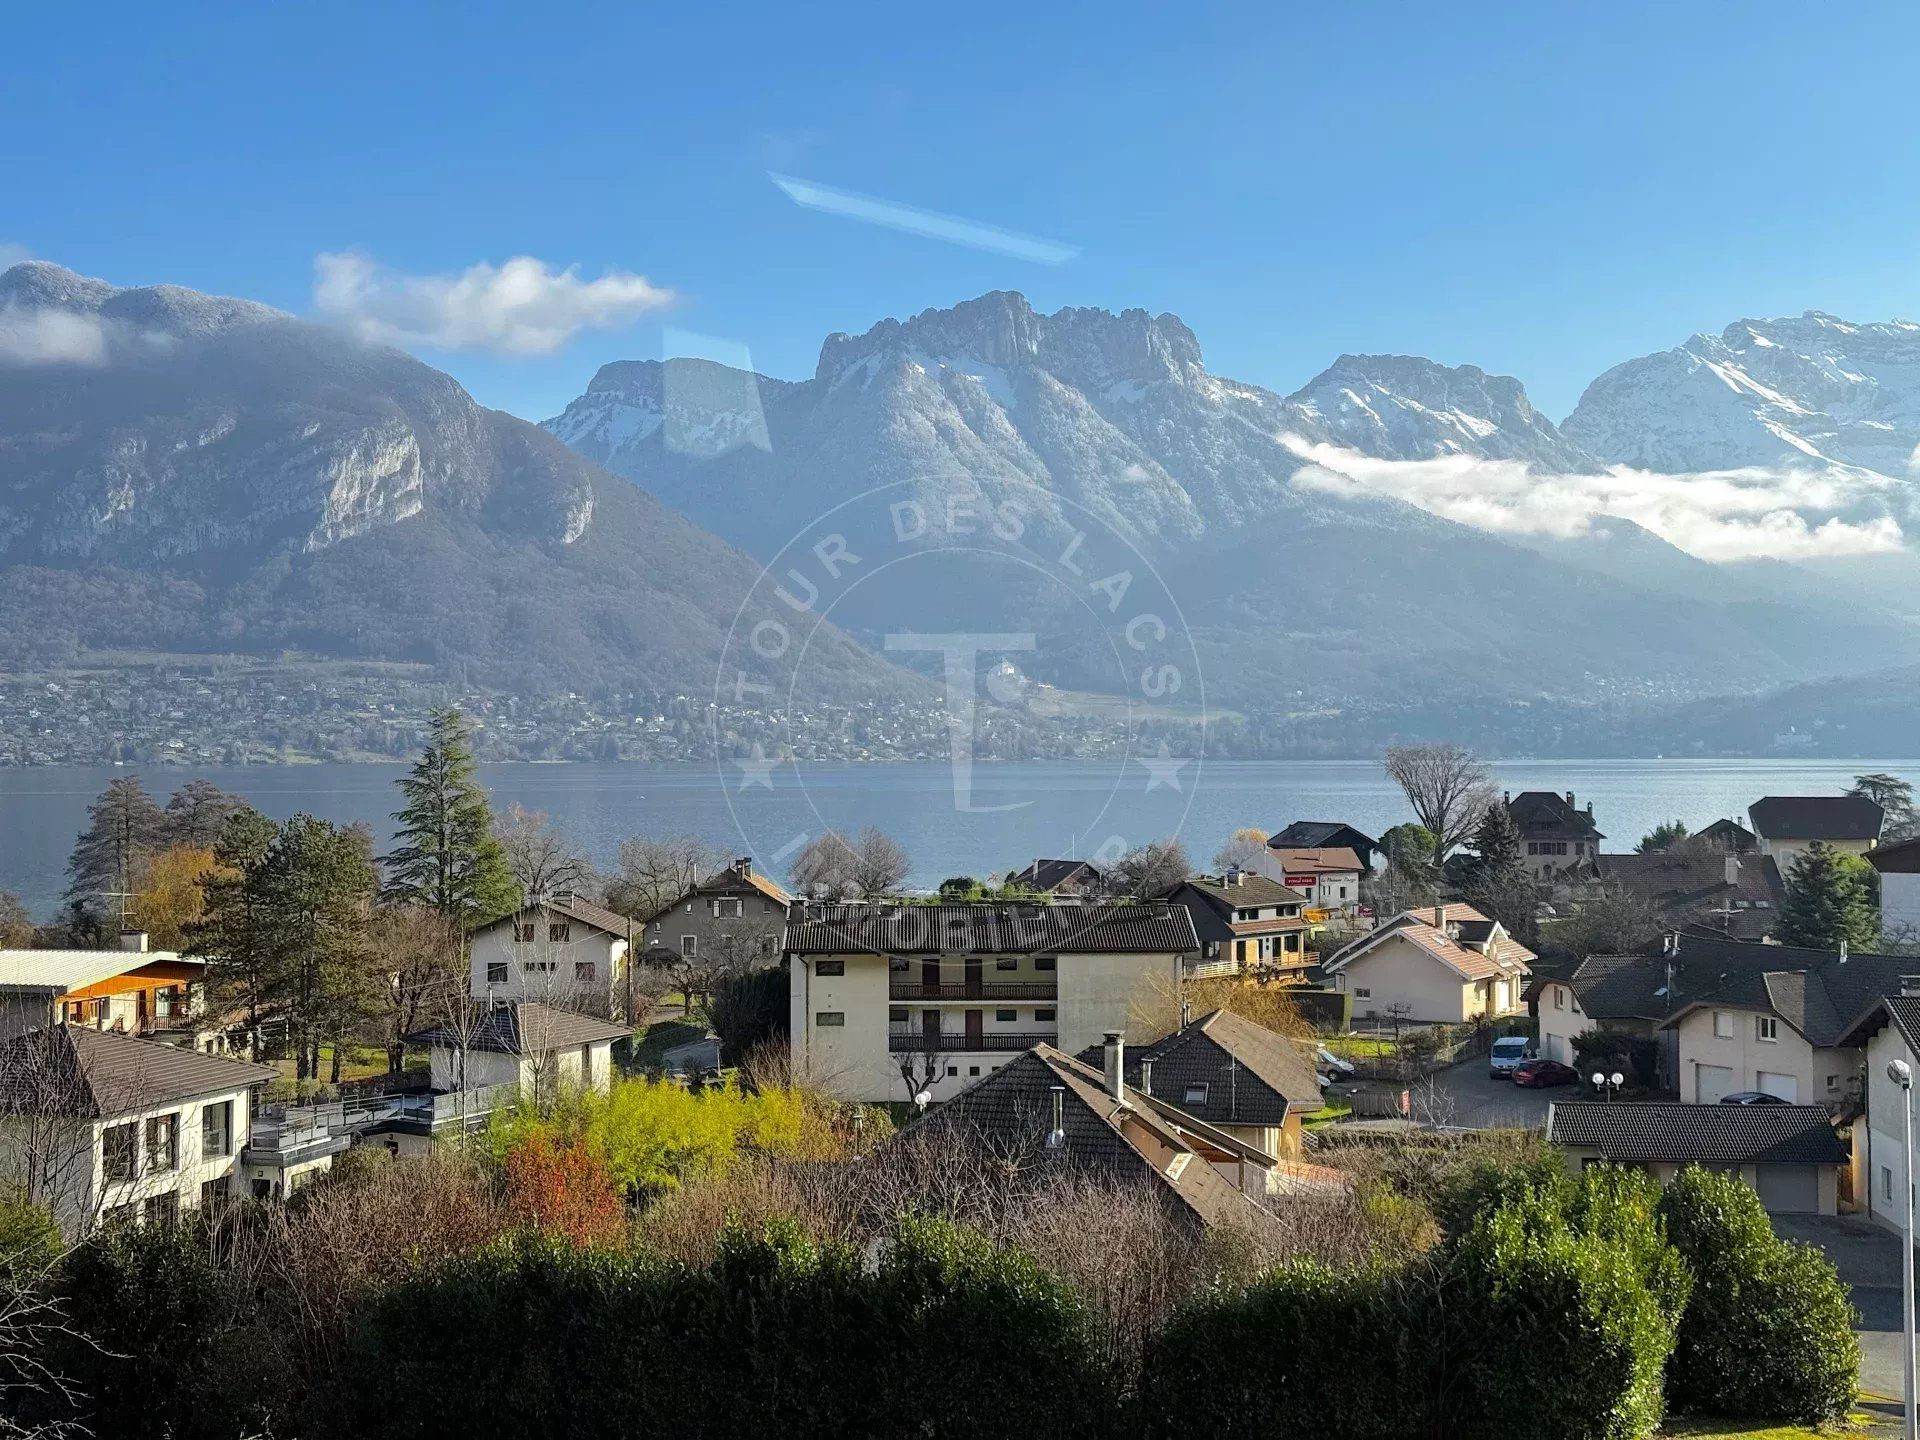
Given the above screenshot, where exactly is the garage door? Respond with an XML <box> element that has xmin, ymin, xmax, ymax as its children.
<box><xmin>1757</xmin><ymin>1071</ymin><xmax>1799</xmax><ymax>1102</ymax></box>
<box><xmin>1695</xmin><ymin>1064</ymin><xmax>1734</xmax><ymax>1104</ymax></box>
<box><xmin>1755</xmin><ymin>1165</ymin><xmax>1820</xmax><ymax>1213</ymax></box>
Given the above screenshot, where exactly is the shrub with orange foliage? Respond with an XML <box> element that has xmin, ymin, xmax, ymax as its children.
<box><xmin>503</xmin><ymin>1132</ymin><xmax>626</xmax><ymax>1247</ymax></box>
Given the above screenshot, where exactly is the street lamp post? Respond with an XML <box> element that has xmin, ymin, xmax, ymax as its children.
<box><xmin>1589</xmin><ymin>1069</ymin><xmax>1625</xmax><ymax>1102</ymax></box>
<box><xmin>1890</xmin><ymin>1056</ymin><xmax>1917</xmax><ymax>1440</ymax></box>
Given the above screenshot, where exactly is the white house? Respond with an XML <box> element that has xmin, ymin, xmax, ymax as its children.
<box><xmin>1871</xmin><ymin>836</ymin><xmax>1920</xmax><ymax>947</ymax></box>
<box><xmin>0</xmin><ymin>1025</ymin><xmax>275</xmax><ymax>1238</ymax></box>
<box><xmin>406</xmin><ymin>1001</ymin><xmax>628</xmax><ymax>1100</ymax></box>
<box><xmin>1748</xmin><ymin>795</ymin><xmax>1883</xmax><ymax>872</ymax></box>
<box><xmin>1249</xmin><ymin>847</ymin><xmax>1364</xmax><ymax>916</ymax></box>
<box><xmin>1320</xmin><ymin>904</ymin><xmax>1533</xmax><ymax>1024</ymax></box>
<box><xmin>787</xmin><ymin>901</ymin><xmax>1197</xmax><ymax>1104</ymax></box>
<box><xmin>468</xmin><ymin>894</ymin><xmax>634</xmax><ymax>1016</ymax></box>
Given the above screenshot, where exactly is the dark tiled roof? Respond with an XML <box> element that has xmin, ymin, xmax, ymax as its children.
<box><xmin>783</xmin><ymin>902</ymin><xmax>1198</xmax><ymax>956</ymax></box>
<box><xmin>1177</xmin><ymin>875</ymin><xmax>1307</xmax><ymax>912</ymax></box>
<box><xmin>1270</xmin><ymin>822</ymin><xmax>1378</xmax><ymax>858</ymax></box>
<box><xmin>1659</xmin><ymin>934</ymin><xmax>1920</xmax><ymax>1048</ymax></box>
<box><xmin>1004</xmin><ymin>859</ymin><xmax>1103</xmax><ymax>891</ymax></box>
<box><xmin>1749</xmin><ymin>795</ymin><xmax>1884</xmax><ymax>842</ymax></box>
<box><xmin>0</xmin><ymin>1026</ymin><xmax>276</xmax><ymax>1118</ymax></box>
<box><xmin>1870</xmin><ymin>835</ymin><xmax>1920</xmax><ymax>876</ymax></box>
<box><xmin>1594</xmin><ymin>852</ymin><xmax>1783</xmax><ymax>941</ymax></box>
<box><xmin>1548</xmin><ymin>1101</ymin><xmax>1847</xmax><ymax>1166</ymax></box>
<box><xmin>1564</xmin><ymin>954</ymin><xmax>1671</xmax><ymax>1021</ymax></box>
<box><xmin>901</xmin><ymin>1046</ymin><xmax>1271</xmax><ymax>1230</ymax></box>
<box><xmin>1883</xmin><ymin>995</ymin><xmax>1920</xmax><ymax>1051</ymax></box>
<box><xmin>1692</xmin><ymin>818</ymin><xmax>1758</xmax><ymax>853</ymax></box>
<box><xmin>1508</xmin><ymin>791</ymin><xmax>1604</xmax><ymax>839</ymax></box>
<box><xmin>1076</xmin><ymin>1008</ymin><xmax>1321</xmax><ymax>1123</ymax></box>
<box><xmin>405</xmin><ymin>1002</ymin><xmax>630</xmax><ymax>1055</ymax></box>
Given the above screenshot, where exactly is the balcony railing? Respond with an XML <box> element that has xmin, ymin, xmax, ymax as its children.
<box><xmin>887</xmin><ymin>1030</ymin><xmax>1057</xmax><ymax>1054</ymax></box>
<box><xmin>888</xmin><ymin>981</ymin><xmax>1057</xmax><ymax>1002</ymax></box>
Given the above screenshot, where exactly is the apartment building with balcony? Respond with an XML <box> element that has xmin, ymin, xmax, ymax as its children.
<box><xmin>0</xmin><ymin>935</ymin><xmax>206</xmax><ymax>1043</ymax></box>
<box><xmin>786</xmin><ymin>901</ymin><xmax>1198</xmax><ymax>1104</ymax></box>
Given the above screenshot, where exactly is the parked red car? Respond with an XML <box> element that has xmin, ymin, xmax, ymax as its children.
<box><xmin>1511</xmin><ymin>1059</ymin><xmax>1579</xmax><ymax>1088</ymax></box>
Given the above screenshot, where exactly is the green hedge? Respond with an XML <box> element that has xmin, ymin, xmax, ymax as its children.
<box><xmin>340</xmin><ymin>1216</ymin><xmax>1110</xmax><ymax>1439</ymax></box>
<box><xmin>1139</xmin><ymin>1260</ymin><xmax>1425</xmax><ymax>1438</ymax></box>
<box><xmin>1657</xmin><ymin>1166</ymin><xmax>1859</xmax><ymax>1423</ymax></box>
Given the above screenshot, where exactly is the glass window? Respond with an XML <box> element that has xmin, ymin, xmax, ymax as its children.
<box><xmin>143</xmin><ymin>1191</ymin><xmax>179</xmax><ymax>1225</ymax></box>
<box><xmin>1035</xmin><ymin>1008</ymin><xmax>1056</xmax><ymax>1022</ymax></box>
<box><xmin>201</xmin><ymin>1100</ymin><xmax>232</xmax><ymax>1158</ymax></box>
<box><xmin>574</xmin><ymin>961</ymin><xmax>595</xmax><ymax>982</ymax></box>
<box><xmin>817</xmin><ymin>959</ymin><xmax>845</xmax><ymax>976</ymax></box>
<box><xmin>145</xmin><ymin>1113</ymin><xmax>179</xmax><ymax>1173</ymax></box>
<box><xmin>995</xmin><ymin>957</ymin><xmax>1017</xmax><ymax>970</ymax></box>
<box><xmin>1184</xmin><ymin>1083</ymin><xmax>1210</xmax><ymax>1104</ymax></box>
<box><xmin>995</xmin><ymin>1009</ymin><xmax>1016</xmax><ymax>1022</ymax></box>
<box><xmin>1034</xmin><ymin>957</ymin><xmax>1056</xmax><ymax>972</ymax></box>
<box><xmin>889</xmin><ymin>1007</ymin><xmax>908</xmax><ymax>1023</ymax></box>
<box><xmin>1756</xmin><ymin>1016</ymin><xmax>1778</xmax><ymax>1042</ymax></box>
<box><xmin>1355</xmin><ymin>987</ymin><xmax>1371</xmax><ymax>999</ymax></box>
<box><xmin>102</xmin><ymin>1121</ymin><xmax>136</xmax><ymax>1181</ymax></box>
<box><xmin>548</xmin><ymin>923</ymin><xmax>571</xmax><ymax>943</ymax></box>
<box><xmin>486</xmin><ymin>961</ymin><xmax>508</xmax><ymax>984</ymax></box>
<box><xmin>816</xmin><ymin>1012</ymin><xmax>845</xmax><ymax>1027</ymax></box>
<box><xmin>681</xmin><ymin>935</ymin><xmax>697</xmax><ymax>957</ymax></box>
<box><xmin>514</xmin><ymin>922</ymin><xmax>536</xmax><ymax>943</ymax></box>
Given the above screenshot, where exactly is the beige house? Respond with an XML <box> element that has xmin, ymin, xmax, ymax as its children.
<box><xmin>1507</xmin><ymin>791</ymin><xmax>1604</xmax><ymax>880</ymax></box>
<box><xmin>786</xmin><ymin>901</ymin><xmax>1197</xmax><ymax>1104</ymax></box>
<box><xmin>1548</xmin><ymin>1101</ymin><xmax>1846</xmax><ymax>1215</ymax></box>
<box><xmin>0</xmin><ymin>1025</ymin><xmax>275</xmax><ymax>1238</ymax></box>
<box><xmin>1849</xmin><ymin>993</ymin><xmax>1920</xmax><ymax>1234</ymax></box>
<box><xmin>1535</xmin><ymin>954</ymin><xmax>1666</xmax><ymax>1067</ymax></box>
<box><xmin>468</xmin><ymin>894</ymin><xmax>634</xmax><ymax>1016</ymax></box>
<box><xmin>1748</xmin><ymin>795</ymin><xmax>1883</xmax><ymax>872</ymax></box>
<box><xmin>1320</xmin><ymin>904</ymin><xmax>1533</xmax><ymax>1025</ymax></box>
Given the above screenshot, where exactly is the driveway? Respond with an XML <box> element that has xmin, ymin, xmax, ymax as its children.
<box><xmin>1772</xmin><ymin>1213</ymin><xmax>1906</xmax><ymax>1406</ymax></box>
<box><xmin>1415</xmin><ymin>1058</ymin><xmax>1558</xmax><ymax>1129</ymax></box>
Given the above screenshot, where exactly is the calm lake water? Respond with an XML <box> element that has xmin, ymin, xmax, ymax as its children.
<box><xmin>3</xmin><ymin>756</ymin><xmax>1914</xmax><ymax>919</ymax></box>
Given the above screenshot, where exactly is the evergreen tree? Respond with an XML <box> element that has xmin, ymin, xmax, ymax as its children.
<box><xmin>187</xmin><ymin>808</ymin><xmax>281</xmax><ymax>1062</ymax></box>
<box><xmin>162</xmin><ymin>779</ymin><xmax>248</xmax><ymax>848</ymax></box>
<box><xmin>1636</xmin><ymin>820</ymin><xmax>1690</xmax><ymax>854</ymax></box>
<box><xmin>1462</xmin><ymin>803</ymin><xmax>1539</xmax><ymax>948</ymax></box>
<box><xmin>263</xmin><ymin>815</ymin><xmax>379</xmax><ymax>1082</ymax></box>
<box><xmin>1779</xmin><ymin>841</ymin><xmax>1880</xmax><ymax>952</ymax></box>
<box><xmin>66</xmin><ymin>777</ymin><xmax>168</xmax><ymax>921</ymax></box>
<box><xmin>1852</xmin><ymin>772</ymin><xmax>1919</xmax><ymax>842</ymax></box>
<box><xmin>1467</xmin><ymin>803</ymin><xmax>1525</xmax><ymax>880</ymax></box>
<box><xmin>382</xmin><ymin>708</ymin><xmax>517</xmax><ymax>925</ymax></box>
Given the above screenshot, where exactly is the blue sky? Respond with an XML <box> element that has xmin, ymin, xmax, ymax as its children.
<box><xmin>8</xmin><ymin>1</ymin><xmax>1920</xmax><ymax>421</ymax></box>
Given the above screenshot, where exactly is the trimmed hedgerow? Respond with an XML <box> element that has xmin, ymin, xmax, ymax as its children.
<box><xmin>1657</xmin><ymin>1165</ymin><xmax>1859</xmax><ymax>1424</ymax></box>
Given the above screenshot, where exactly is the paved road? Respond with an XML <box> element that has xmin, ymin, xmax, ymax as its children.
<box><xmin>1416</xmin><ymin>1059</ymin><xmax>1558</xmax><ymax>1129</ymax></box>
<box><xmin>1773</xmin><ymin>1213</ymin><xmax>1906</xmax><ymax>1406</ymax></box>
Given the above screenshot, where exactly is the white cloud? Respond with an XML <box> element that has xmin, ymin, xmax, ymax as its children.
<box><xmin>311</xmin><ymin>252</ymin><xmax>674</xmax><ymax>356</ymax></box>
<box><xmin>0</xmin><ymin>306</ymin><xmax>111</xmax><ymax>366</ymax></box>
<box><xmin>1283</xmin><ymin>436</ymin><xmax>1908</xmax><ymax>563</ymax></box>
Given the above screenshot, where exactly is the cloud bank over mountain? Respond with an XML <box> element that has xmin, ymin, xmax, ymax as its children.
<box><xmin>1283</xmin><ymin>437</ymin><xmax>1908</xmax><ymax>562</ymax></box>
<box><xmin>312</xmin><ymin>252</ymin><xmax>675</xmax><ymax>356</ymax></box>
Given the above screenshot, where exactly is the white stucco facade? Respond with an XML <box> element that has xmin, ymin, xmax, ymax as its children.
<box><xmin>469</xmin><ymin>911</ymin><xmax>629</xmax><ymax>1014</ymax></box>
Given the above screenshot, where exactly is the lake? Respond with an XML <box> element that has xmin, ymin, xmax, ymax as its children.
<box><xmin>2</xmin><ymin>755</ymin><xmax>1913</xmax><ymax>919</ymax></box>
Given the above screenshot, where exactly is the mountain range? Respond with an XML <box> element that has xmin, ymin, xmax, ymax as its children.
<box><xmin>0</xmin><ymin>261</ymin><xmax>908</xmax><ymax>703</ymax></box>
<box><xmin>4</xmin><ymin>259</ymin><xmax>1920</xmax><ymax>748</ymax></box>
<box><xmin>544</xmin><ymin>291</ymin><xmax>1920</xmax><ymax>711</ymax></box>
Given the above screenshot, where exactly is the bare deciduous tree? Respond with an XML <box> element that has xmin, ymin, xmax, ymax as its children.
<box><xmin>1109</xmin><ymin>838</ymin><xmax>1192</xmax><ymax>898</ymax></box>
<box><xmin>496</xmin><ymin>805</ymin><xmax>593</xmax><ymax>904</ymax></box>
<box><xmin>790</xmin><ymin>828</ymin><xmax>908</xmax><ymax>900</ymax></box>
<box><xmin>844</xmin><ymin>827</ymin><xmax>909</xmax><ymax>897</ymax></box>
<box><xmin>602</xmin><ymin>836</ymin><xmax>724</xmax><ymax>920</ymax></box>
<box><xmin>1212</xmin><ymin>828</ymin><xmax>1269</xmax><ymax>872</ymax></box>
<box><xmin>1383</xmin><ymin>743</ymin><xmax>1498</xmax><ymax>858</ymax></box>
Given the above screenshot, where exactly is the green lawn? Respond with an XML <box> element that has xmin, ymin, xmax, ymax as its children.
<box><xmin>270</xmin><ymin>1044</ymin><xmax>386</xmax><ymax>1084</ymax></box>
<box><xmin>1301</xmin><ymin>1099</ymin><xmax>1353</xmax><ymax>1128</ymax></box>
<box><xmin>1659</xmin><ymin>1413</ymin><xmax>1887</xmax><ymax>1439</ymax></box>
<box><xmin>1327</xmin><ymin>1035</ymin><xmax>1398</xmax><ymax>1058</ymax></box>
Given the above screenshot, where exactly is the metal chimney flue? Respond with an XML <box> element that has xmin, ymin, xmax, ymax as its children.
<box><xmin>1103</xmin><ymin>1030</ymin><xmax>1125</xmax><ymax>1104</ymax></box>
